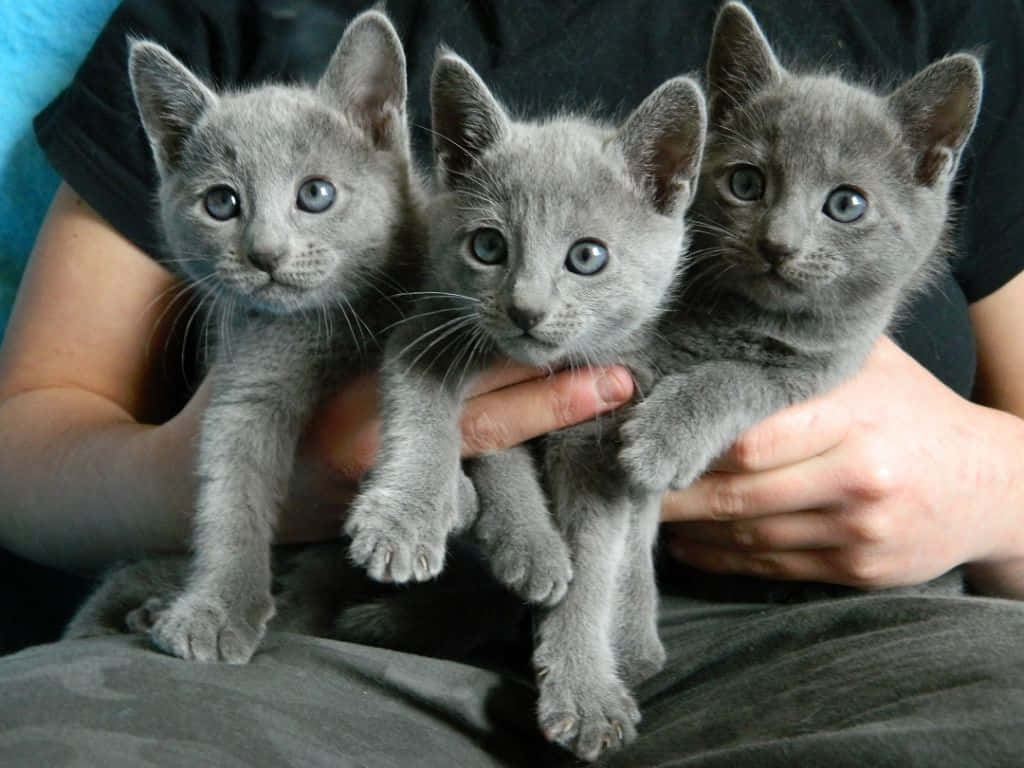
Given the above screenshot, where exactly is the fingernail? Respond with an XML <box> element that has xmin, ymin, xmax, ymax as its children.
<box><xmin>596</xmin><ymin>368</ymin><xmax>632</xmax><ymax>405</ymax></box>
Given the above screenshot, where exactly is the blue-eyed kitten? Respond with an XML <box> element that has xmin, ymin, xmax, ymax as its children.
<box><xmin>124</xmin><ymin>10</ymin><xmax>422</xmax><ymax>664</ymax></box>
<box><xmin>620</xmin><ymin>2</ymin><xmax>982</xmax><ymax>497</ymax></box>
<box><xmin>342</xmin><ymin>49</ymin><xmax>707</xmax><ymax>762</ymax></box>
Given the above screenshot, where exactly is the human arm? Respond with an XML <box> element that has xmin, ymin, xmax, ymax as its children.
<box><xmin>660</xmin><ymin>296</ymin><xmax>1024</xmax><ymax>597</ymax></box>
<box><xmin>0</xmin><ymin>184</ymin><xmax>634</xmax><ymax>573</ymax></box>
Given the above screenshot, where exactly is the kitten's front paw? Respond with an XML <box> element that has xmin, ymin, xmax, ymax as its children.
<box><xmin>481</xmin><ymin>524</ymin><xmax>573</xmax><ymax>606</ymax></box>
<box><xmin>345</xmin><ymin>486</ymin><xmax>454</xmax><ymax>583</ymax></box>
<box><xmin>533</xmin><ymin>647</ymin><xmax>641</xmax><ymax>762</ymax></box>
<box><xmin>149</xmin><ymin>590</ymin><xmax>274</xmax><ymax>664</ymax></box>
<box><xmin>618</xmin><ymin>404</ymin><xmax>687</xmax><ymax>491</ymax></box>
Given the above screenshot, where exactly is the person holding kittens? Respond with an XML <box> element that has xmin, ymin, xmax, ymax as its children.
<box><xmin>1</xmin><ymin>1</ymin><xmax>1023</xmax><ymax>765</ymax></box>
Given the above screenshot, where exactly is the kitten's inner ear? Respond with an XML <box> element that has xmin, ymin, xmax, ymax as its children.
<box><xmin>888</xmin><ymin>53</ymin><xmax>983</xmax><ymax>187</ymax></box>
<box><xmin>617</xmin><ymin>77</ymin><xmax>707</xmax><ymax>216</ymax></box>
<box><xmin>129</xmin><ymin>40</ymin><xmax>217</xmax><ymax>174</ymax></box>
<box><xmin>706</xmin><ymin>2</ymin><xmax>783</xmax><ymax>125</ymax></box>
<box><xmin>318</xmin><ymin>10</ymin><xmax>408</xmax><ymax>150</ymax></box>
<box><xmin>430</xmin><ymin>51</ymin><xmax>510</xmax><ymax>187</ymax></box>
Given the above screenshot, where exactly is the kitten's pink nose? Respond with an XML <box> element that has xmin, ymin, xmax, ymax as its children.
<box><xmin>248</xmin><ymin>250</ymin><xmax>284</xmax><ymax>274</ymax></box>
<box><xmin>757</xmin><ymin>239</ymin><xmax>797</xmax><ymax>267</ymax></box>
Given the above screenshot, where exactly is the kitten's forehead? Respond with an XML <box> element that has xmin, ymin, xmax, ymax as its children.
<box><xmin>186</xmin><ymin>86</ymin><xmax>370</xmax><ymax>179</ymax></box>
<box><xmin>476</xmin><ymin>119</ymin><xmax>640</xmax><ymax>234</ymax></box>
<box><xmin>721</xmin><ymin>75</ymin><xmax>911</xmax><ymax>184</ymax></box>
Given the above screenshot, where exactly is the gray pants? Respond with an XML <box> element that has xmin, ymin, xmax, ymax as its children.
<box><xmin>1</xmin><ymin>568</ymin><xmax>1022</xmax><ymax>767</ymax></box>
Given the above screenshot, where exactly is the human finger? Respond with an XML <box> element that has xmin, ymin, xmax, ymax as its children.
<box><xmin>711</xmin><ymin>393</ymin><xmax>851</xmax><ymax>473</ymax></box>
<box><xmin>665</xmin><ymin>509</ymin><xmax>846</xmax><ymax>551</ymax></box>
<box><xmin>459</xmin><ymin>365</ymin><xmax>634</xmax><ymax>456</ymax></box>
<box><xmin>468</xmin><ymin>360</ymin><xmax>545</xmax><ymax>396</ymax></box>
<box><xmin>661</xmin><ymin>450</ymin><xmax>844</xmax><ymax>522</ymax></box>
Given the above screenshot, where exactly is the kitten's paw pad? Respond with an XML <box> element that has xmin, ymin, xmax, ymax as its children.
<box><xmin>149</xmin><ymin>591</ymin><xmax>274</xmax><ymax>664</ymax></box>
<box><xmin>345</xmin><ymin>488</ymin><xmax>451</xmax><ymax>583</ymax></box>
<box><xmin>486</xmin><ymin>529</ymin><xmax>573</xmax><ymax>606</ymax></box>
<box><xmin>536</xmin><ymin>671</ymin><xmax>640</xmax><ymax>762</ymax></box>
<box><xmin>125</xmin><ymin>596</ymin><xmax>169</xmax><ymax>634</ymax></box>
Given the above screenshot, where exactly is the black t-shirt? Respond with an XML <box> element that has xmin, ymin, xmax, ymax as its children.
<box><xmin>33</xmin><ymin>0</ymin><xmax>1024</xmax><ymax>402</ymax></box>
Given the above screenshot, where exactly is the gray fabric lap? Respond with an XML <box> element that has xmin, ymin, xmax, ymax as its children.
<box><xmin>0</xmin><ymin>633</ymin><xmax>550</xmax><ymax>767</ymax></box>
<box><xmin>614</xmin><ymin>591</ymin><xmax>1024</xmax><ymax>767</ymax></box>
<box><xmin>2</xmin><ymin>589</ymin><xmax>1023</xmax><ymax>767</ymax></box>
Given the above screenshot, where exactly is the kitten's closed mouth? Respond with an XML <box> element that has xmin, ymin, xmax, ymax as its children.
<box><xmin>253</xmin><ymin>278</ymin><xmax>307</xmax><ymax>295</ymax></box>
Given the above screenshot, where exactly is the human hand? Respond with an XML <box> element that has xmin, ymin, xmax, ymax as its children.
<box><xmin>279</xmin><ymin>363</ymin><xmax>634</xmax><ymax>543</ymax></box>
<box><xmin>661</xmin><ymin>336</ymin><xmax>1024</xmax><ymax>591</ymax></box>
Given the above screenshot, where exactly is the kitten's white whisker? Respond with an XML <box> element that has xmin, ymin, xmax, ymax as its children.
<box><xmin>404</xmin><ymin>317</ymin><xmax>476</xmax><ymax>376</ymax></box>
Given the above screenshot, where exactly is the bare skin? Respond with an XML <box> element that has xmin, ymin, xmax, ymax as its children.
<box><xmin>0</xmin><ymin>184</ymin><xmax>633</xmax><ymax>571</ymax></box>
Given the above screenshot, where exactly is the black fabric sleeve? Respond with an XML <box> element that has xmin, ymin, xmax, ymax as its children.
<box><xmin>944</xmin><ymin>1</ymin><xmax>1024</xmax><ymax>303</ymax></box>
<box><xmin>34</xmin><ymin>1</ymin><xmax>233</xmax><ymax>260</ymax></box>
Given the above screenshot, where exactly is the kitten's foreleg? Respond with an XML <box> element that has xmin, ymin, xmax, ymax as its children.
<box><xmin>150</xmin><ymin>338</ymin><xmax>320</xmax><ymax>664</ymax></box>
<box><xmin>611</xmin><ymin>492</ymin><xmax>665</xmax><ymax>688</ymax></box>
<box><xmin>619</xmin><ymin>361</ymin><xmax>801</xmax><ymax>492</ymax></box>
<box><xmin>467</xmin><ymin>445</ymin><xmax>573</xmax><ymax>606</ymax></box>
<box><xmin>345</xmin><ymin>334</ymin><xmax>478</xmax><ymax>583</ymax></box>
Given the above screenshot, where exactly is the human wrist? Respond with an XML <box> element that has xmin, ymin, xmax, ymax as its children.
<box><xmin>967</xmin><ymin>404</ymin><xmax>1024</xmax><ymax>567</ymax></box>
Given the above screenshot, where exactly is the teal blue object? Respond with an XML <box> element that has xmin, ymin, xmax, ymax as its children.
<box><xmin>0</xmin><ymin>0</ymin><xmax>122</xmax><ymax>337</ymax></box>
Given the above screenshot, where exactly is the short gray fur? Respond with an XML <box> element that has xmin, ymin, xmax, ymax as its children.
<box><xmin>342</xmin><ymin>48</ymin><xmax>707</xmax><ymax>762</ymax></box>
<box><xmin>121</xmin><ymin>10</ymin><xmax>424</xmax><ymax>664</ymax></box>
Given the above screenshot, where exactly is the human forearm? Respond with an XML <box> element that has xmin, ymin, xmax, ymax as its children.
<box><xmin>0</xmin><ymin>386</ymin><xmax>200</xmax><ymax>572</ymax></box>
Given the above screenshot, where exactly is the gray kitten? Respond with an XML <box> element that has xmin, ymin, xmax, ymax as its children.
<box><xmin>620</xmin><ymin>2</ymin><xmax>982</xmax><ymax>495</ymax></box>
<box><xmin>110</xmin><ymin>11</ymin><xmax>422</xmax><ymax>664</ymax></box>
<box><xmin>342</xmin><ymin>49</ymin><xmax>707</xmax><ymax>762</ymax></box>
<box><xmin>574</xmin><ymin>2</ymin><xmax>978</xmax><ymax>756</ymax></box>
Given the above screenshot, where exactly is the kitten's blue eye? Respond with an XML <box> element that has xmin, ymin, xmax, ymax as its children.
<box><xmin>297</xmin><ymin>179</ymin><xmax>336</xmax><ymax>213</ymax></box>
<box><xmin>565</xmin><ymin>240</ymin><xmax>609</xmax><ymax>276</ymax></box>
<box><xmin>728</xmin><ymin>166</ymin><xmax>765</xmax><ymax>201</ymax></box>
<box><xmin>470</xmin><ymin>228</ymin><xmax>507</xmax><ymax>265</ymax></box>
<box><xmin>823</xmin><ymin>187</ymin><xmax>868</xmax><ymax>223</ymax></box>
<box><xmin>204</xmin><ymin>185</ymin><xmax>240</xmax><ymax>220</ymax></box>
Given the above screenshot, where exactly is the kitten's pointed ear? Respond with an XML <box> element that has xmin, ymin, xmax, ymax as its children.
<box><xmin>707</xmin><ymin>2</ymin><xmax>783</xmax><ymax>124</ymax></box>
<box><xmin>888</xmin><ymin>53</ymin><xmax>982</xmax><ymax>187</ymax></box>
<box><xmin>318</xmin><ymin>10</ymin><xmax>408</xmax><ymax>151</ymax></box>
<box><xmin>128</xmin><ymin>40</ymin><xmax>217</xmax><ymax>175</ymax></box>
<box><xmin>430</xmin><ymin>49</ymin><xmax>510</xmax><ymax>187</ymax></box>
<box><xmin>616</xmin><ymin>77</ymin><xmax>707</xmax><ymax>216</ymax></box>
